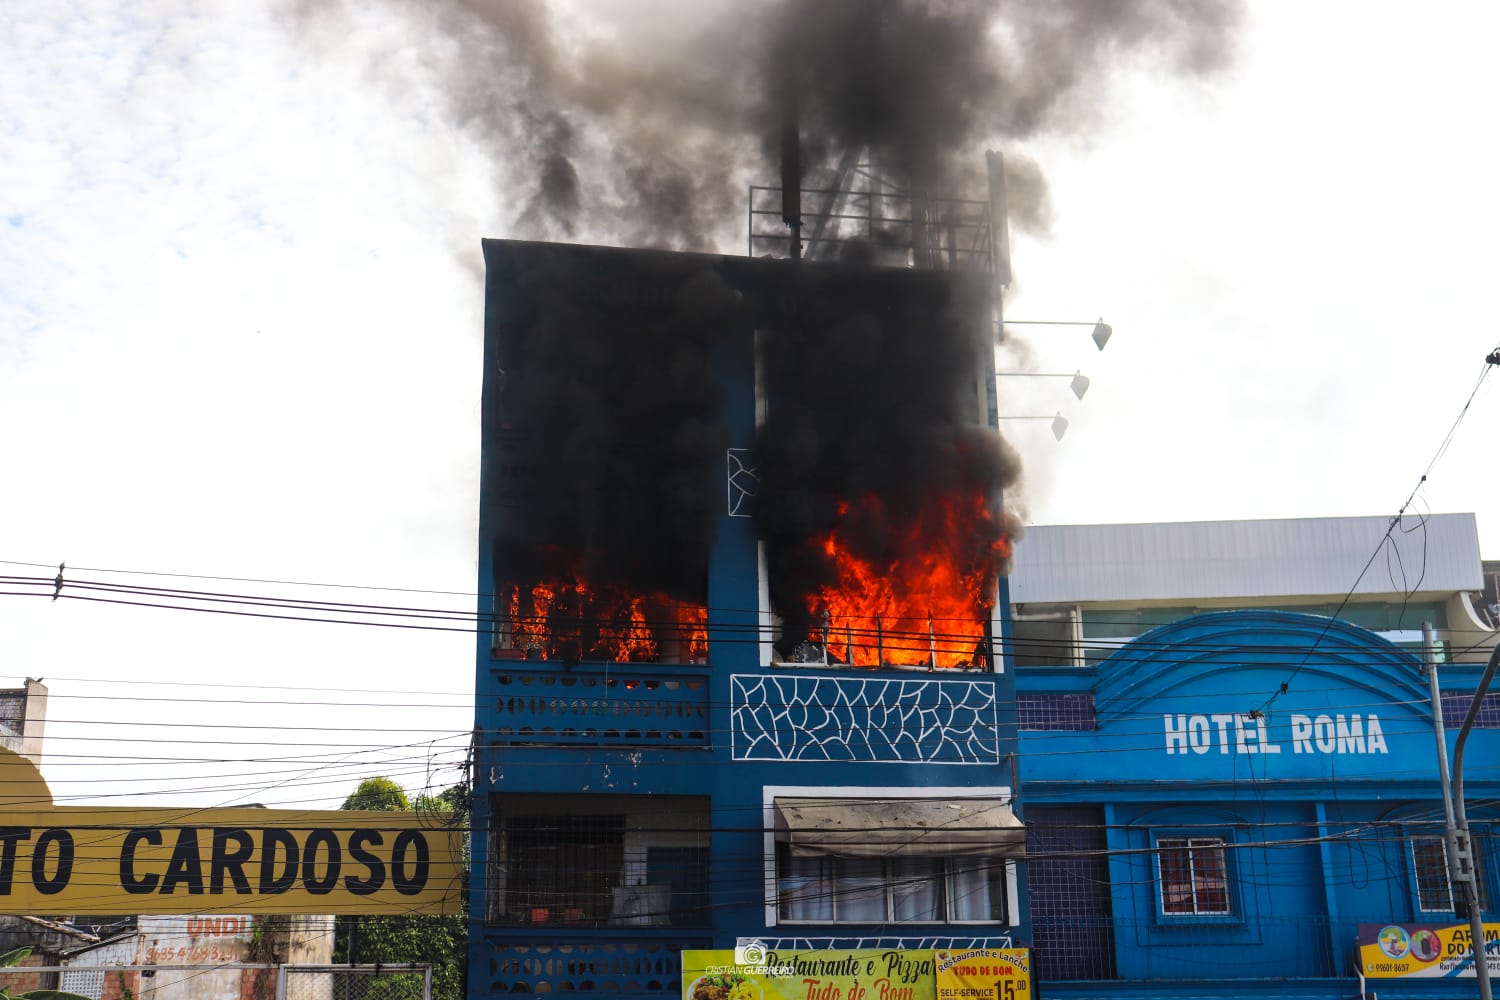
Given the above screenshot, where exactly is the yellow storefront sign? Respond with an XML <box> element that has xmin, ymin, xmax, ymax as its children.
<box><xmin>683</xmin><ymin>949</ymin><xmax>935</xmax><ymax>1000</ymax></box>
<box><xmin>684</xmin><ymin>948</ymin><xmax>1031</xmax><ymax>1000</ymax></box>
<box><xmin>0</xmin><ymin>750</ymin><xmax>462</xmax><ymax>915</ymax></box>
<box><xmin>934</xmin><ymin>949</ymin><xmax>1030</xmax><ymax>1000</ymax></box>
<box><xmin>1357</xmin><ymin>922</ymin><xmax>1500</xmax><ymax>978</ymax></box>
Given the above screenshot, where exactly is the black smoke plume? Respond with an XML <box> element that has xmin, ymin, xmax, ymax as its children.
<box><xmin>292</xmin><ymin>0</ymin><xmax>1242</xmax><ymax>251</ymax></box>
<box><xmin>296</xmin><ymin>0</ymin><xmax>1239</xmax><ymax>658</ymax></box>
<box><xmin>486</xmin><ymin>242</ymin><xmax>736</xmax><ymax>600</ymax></box>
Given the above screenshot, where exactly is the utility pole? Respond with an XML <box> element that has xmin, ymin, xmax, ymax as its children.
<box><xmin>1432</xmin><ymin>625</ymin><xmax>1498</xmax><ymax>998</ymax></box>
<box><xmin>1422</xmin><ymin>624</ymin><xmax>1464</xmax><ymax>932</ymax></box>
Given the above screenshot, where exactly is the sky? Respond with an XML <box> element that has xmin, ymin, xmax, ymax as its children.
<box><xmin>2</xmin><ymin>1</ymin><xmax>1498</xmax><ymax>809</ymax></box>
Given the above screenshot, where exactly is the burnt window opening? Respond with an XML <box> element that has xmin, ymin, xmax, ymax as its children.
<box><xmin>770</xmin><ymin>608</ymin><xmax>996</xmax><ymax>672</ymax></box>
<box><xmin>492</xmin><ymin>542</ymin><xmax>708</xmax><ymax>664</ymax></box>
<box><xmin>760</xmin><ymin>485</ymin><xmax>1008</xmax><ymax>671</ymax></box>
<box><xmin>487</xmin><ymin>795</ymin><xmax>711</xmax><ymax>928</ymax></box>
<box><xmin>752</xmin><ymin>270</ymin><xmax>1013</xmax><ymax>674</ymax></box>
<box><xmin>483</xmin><ymin>245</ymin><xmax>732</xmax><ymax>668</ymax></box>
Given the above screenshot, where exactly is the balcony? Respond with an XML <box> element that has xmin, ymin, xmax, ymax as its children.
<box><xmin>482</xmin><ymin>663</ymin><xmax>710</xmax><ymax>748</ymax></box>
<box><xmin>475</xmin><ymin>937</ymin><xmax>705</xmax><ymax>999</ymax></box>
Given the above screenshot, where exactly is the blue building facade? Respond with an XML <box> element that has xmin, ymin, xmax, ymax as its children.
<box><xmin>1019</xmin><ymin>609</ymin><xmax>1500</xmax><ymax>999</ymax></box>
<box><xmin>468</xmin><ymin>240</ymin><xmax>1026</xmax><ymax>1000</ymax></box>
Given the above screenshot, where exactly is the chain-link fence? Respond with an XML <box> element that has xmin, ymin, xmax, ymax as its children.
<box><xmin>1</xmin><ymin>963</ymin><xmax>430</xmax><ymax>1000</ymax></box>
<box><xmin>281</xmin><ymin>963</ymin><xmax>432</xmax><ymax>1000</ymax></box>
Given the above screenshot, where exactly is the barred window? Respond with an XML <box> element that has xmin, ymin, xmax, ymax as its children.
<box><xmin>1017</xmin><ymin>693</ymin><xmax>1095</xmax><ymax>731</ymax></box>
<box><xmin>1156</xmin><ymin>836</ymin><xmax>1230</xmax><ymax>916</ymax></box>
<box><xmin>1440</xmin><ymin>691</ymin><xmax>1500</xmax><ymax>730</ymax></box>
<box><xmin>1412</xmin><ymin>835</ymin><xmax>1489</xmax><ymax>912</ymax></box>
<box><xmin>488</xmin><ymin>794</ymin><xmax>710</xmax><ymax>928</ymax></box>
<box><xmin>0</xmin><ymin>693</ymin><xmax>23</xmax><ymax>735</ymax></box>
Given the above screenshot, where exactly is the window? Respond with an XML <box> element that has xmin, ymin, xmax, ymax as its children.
<box><xmin>1156</xmin><ymin>836</ymin><xmax>1231</xmax><ymax>916</ymax></box>
<box><xmin>776</xmin><ymin>845</ymin><xmax>1007</xmax><ymax>924</ymax></box>
<box><xmin>1017</xmin><ymin>693</ymin><xmax>1096</xmax><ymax>731</ymax></box>
<box><xmin>492</xmin><ymin>542</ymin><xmax>709</xmax><ymax>665</ymax></box>
<box><xmin>489</xmin><ymin>794</ymin><xmax>710</xmax><ymax>927</ymax></box>
<box><xmin>1440</xmin><ymin>691</ymin><xmax>1500</xmax><ymax>730</ymax></box>
<box><xmin>501</xmin><ymin>814</ymin><xmax>624</xmax><ymax>924</ymax></box>
<box><xmin>1412</xmin><ymin>835</ymin><xmax>1489</xmax><ymax>913</ymax></box>
<box><xmin>1010</xmin><ymin>612</ymin><xmax>1080</xmax><ymax>668</ymax></box>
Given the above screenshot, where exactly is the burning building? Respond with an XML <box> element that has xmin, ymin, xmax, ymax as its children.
<box><xmin>447</xmin><ymin>2</ymin><xmax>1241</xmax><ymax>996</ymax></box>
<box><xmin>470</xmin><ymin>231</ymin><xmax>1026</xmax><ymax>1000</ymax></box>
<box><xmin>482</xmin><ymin>239</ymin><xmax>1017</xmax><ymax>675</ymax></box>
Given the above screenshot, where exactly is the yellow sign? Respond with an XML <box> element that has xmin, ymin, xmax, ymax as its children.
<box><xmin>934</xmin><ymin>949</ymin><xmax>1030</xmax><ymax>1000</ymax></box>
<box><xmin>683</xmin><ymin>949</ymin><xmax>936</xmax><ymax>1000</ymax></box>
<box><xmin>0</xmin><ymin>751</ymin><xmax>462</xmax><ymax>915</ymax></box>
<box><xmin>1358</xmin><ymin>922</ymin><xmax>1500</xmax><ymax>978</ymax></box>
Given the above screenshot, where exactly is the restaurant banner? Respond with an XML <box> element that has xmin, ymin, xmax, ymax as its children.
<box><xmin>934</xmin><ymin>949</ymin><xmax>1031</xmax><ymax>1000</ymax></box>
<box><xmin>1357</xmin><ymin>923</ymin><xmax>1500</xmax><ymax>979</ymax></box>
<box><xmin>683</xmin><ymin>948</ymin><xmax>937</xmax><ymax>1000</ymax></box>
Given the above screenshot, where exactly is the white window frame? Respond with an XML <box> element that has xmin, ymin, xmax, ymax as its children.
<box><xmin>1412</xmin><ymin>836</ymin><xmax>1454</xmax><ymax>913</ymax></box>
<box><xmin>776</xmin><ymin>849</ymin><xmax>1006</xmax><ymax>925</ymax></box>
<box><xmin>761</xmin><ymin>785</ymin><xmax>1019</xmax><ymax>928</ymax></box>
<box><xmin>1155</xmin><ymin>835</ymin><xmax>1232</xmax><ymax>917</ymax></box>
<box><xmin>1411</xmin><ymin>834</ymin><xmax>1488</xmax><ymax>914</ymax></box>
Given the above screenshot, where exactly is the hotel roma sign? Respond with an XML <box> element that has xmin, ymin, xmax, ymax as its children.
<box><xmin>0</xmin><ymin>749</ymin><xmax>462</xmax><ymax>915</ymax></box>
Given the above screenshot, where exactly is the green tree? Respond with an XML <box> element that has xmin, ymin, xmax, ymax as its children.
<box><xmin>336</xmin><ymin>778</ymin><xmax>466</xmax><ymax>1000</ymax></box>
<box><xmin>0</xmin><ymin>947</ymin><xmax>91</xmax><ymax>1000</ymax></box>
<box><xmin>341</xmin><ymin>776</ymin><xmax>411</xmax><ymax>812</ymax></box>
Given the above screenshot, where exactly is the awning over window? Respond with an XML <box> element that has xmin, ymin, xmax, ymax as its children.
<box><xmin>773</xmin><ymin>797</ymin><xmax>1025</xmax><ymax>858</ymax></box>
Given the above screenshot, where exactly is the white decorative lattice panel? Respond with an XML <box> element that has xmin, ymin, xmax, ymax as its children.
<box><xmin>726</xmin><ymin>447</ymin><xmax>758</xmax><ymax>517</ymax></box>
<box><xmin>731</xmin><ymin>674</ymin><xmax>1000</xmax><ymax>764</ymax></box>
<box><xmin>761</xmin><ymin>937</ymin><xmax>1014</xmax><ymax>950</ymax></box>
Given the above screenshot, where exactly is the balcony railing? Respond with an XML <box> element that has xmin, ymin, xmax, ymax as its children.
<box><xmin>476</xmin><ymin>937</ymin><xmax>707</xmax><ymax>999</ymax></box>
<box><xmin>1031</xmin><ymin>913</ymin><xmax>1345</xmax><ymax>982</ymax></box>
<box><xmin>482</xmin><ymin>664</ymin><xmax>710</xmax><ymax>747</ymax></box>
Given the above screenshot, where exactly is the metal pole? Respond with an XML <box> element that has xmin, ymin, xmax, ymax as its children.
<box><xmin>1422</xmin><ymin>624</ymin><xmax>1463</xmax><ymax>906</ymax></box>
<box><xmin>1450</xmin><ymin>640</ymin><xmax>1500</xmax><ymax>998</ymax></box>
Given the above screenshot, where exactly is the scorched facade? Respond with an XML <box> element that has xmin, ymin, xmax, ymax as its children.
<box><xmin>468</xmin><ymin>239</ymin><xmax>1026</xmax><ymax>999</ymax></box>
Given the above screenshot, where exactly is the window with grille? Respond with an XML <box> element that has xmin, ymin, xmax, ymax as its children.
<box><xmin>1440</xmin><ymin>691</ymin><xmax>1500</xmax><ymax>730</ymax></box>
<box><xmin>1017</xmin><ymin>693</ymin><xmax>1095</xmax><ymax>731</ymax></box>
<box><xmin>1026</xmin><ymin>806</ymin><xmax>1117</xmax><ymax>980</ymax></box>
<box><xmin>0</xmin><ymin>693</ymin><xmax>23</xmax><ymax>735</ymax></box>
<box><xmin>776</xmin><ymin>845</ymin><xmax>1006</xmax><ymax>924</ymax></box>
<box><xmin>1412</xmin><ymin>835</ymin><xmax>1489</xmax><ymax>913</ymax></box>
<box><xmin>1156</xmin><ymin>836</ymin><xmax>1231</xmax><ymax>916</ymax></box>
<box><xmin>488</xmin><ymin>794</ymin><xmax>710</xmax><ymax>927</ymax></box>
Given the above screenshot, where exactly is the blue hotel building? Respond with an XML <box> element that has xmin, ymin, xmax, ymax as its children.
<box><xmin>1014</xmin><ymin>517</ymin><xmax>1500</xmax><ymax>999</ymax></box>
<box><xmin>466</xmin><ymin>239</ymin><xmax>1027</xmax><ymax>1000</ymax></box>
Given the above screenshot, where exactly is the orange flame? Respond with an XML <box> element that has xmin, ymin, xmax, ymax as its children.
<box><xmin>803</xmin><ymin>490</ymin><xmax>1008</xmax><ymax>668</ymax></box>
<box><xmin>502</xmin><ymin>548</ymin><xmax>708</xmax><ymax>663</ymax></box>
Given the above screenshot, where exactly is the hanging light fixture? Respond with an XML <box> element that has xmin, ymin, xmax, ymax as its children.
<box><xmin>998</xmin><ymin>412</ymin><xmax>1069</xmax><ymax>442</ymax></box>
<box><xmin>996</xmin><ymin>370</ymin><xmax>1090</xmax><ymax>400</ymax></box>
<box><xmin>1002</xmin><ymin>317</ymin><xmax>1113</xmax><ymax>351</ymax></box>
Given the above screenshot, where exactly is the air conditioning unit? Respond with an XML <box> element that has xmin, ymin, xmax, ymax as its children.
<box><xmin>609</xmin><ymin>884</ymin><xmax>670</xmax><ymax>926</ymax></box>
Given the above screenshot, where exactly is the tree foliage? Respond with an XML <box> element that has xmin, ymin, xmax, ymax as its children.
<box><xmin>0</xmin><ymin>947</ymin><xmax>91</xmax><ymax>1000</ymax></box>
<box><xmin>341</xmin><ymin>776</ymin><xmax>411</xmax><ymax>812</ymax></box>
<box><xmin>336</xmin><ymin>778</ymin><xmax>466</xmax><ymax>1000</ymax></box>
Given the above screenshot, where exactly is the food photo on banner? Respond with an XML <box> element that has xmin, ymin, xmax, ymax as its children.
<box><xmin>1358</xmin><ymin>923</ymin><xmax>1500</xmax><ymax>979</ymax></box>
